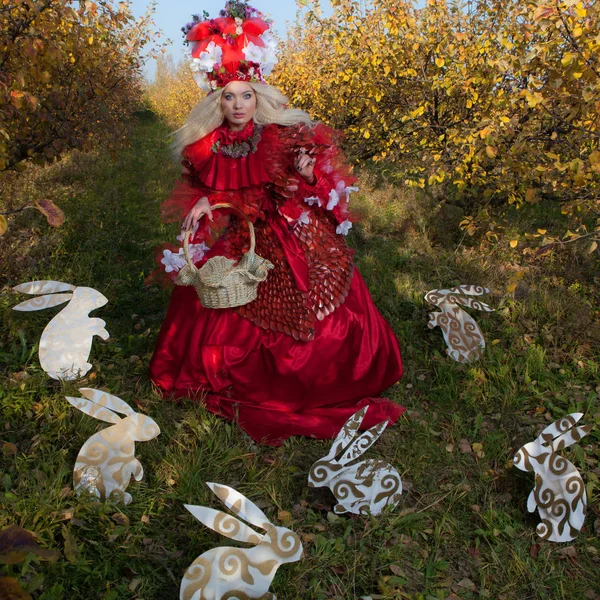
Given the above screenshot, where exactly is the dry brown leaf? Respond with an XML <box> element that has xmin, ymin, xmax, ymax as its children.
<box><xmin>34</xmin><ymin>199</ymin><xmax>65</xmax><ymax>227</ymax></box>
<box><xmin>0</xmin><ymin>215</ymin><xmax>7</xmax><ymax>236</ymax></box>
<box><xmin>0</xmin><ymin>525</ymin><xmax>60</xmax><ymax>564</ymax></box>
<box><xmin>459</xmin><ymin>439</ymin><xmax>472</xmax><ymax>454</ymax></box>
<box><xmin>0</xmin><ymin>576</ymin><xmax>32</xmax><ymax>600</ymax></box>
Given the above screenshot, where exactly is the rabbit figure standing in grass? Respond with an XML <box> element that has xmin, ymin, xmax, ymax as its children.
<box><xmin>66</xmin><ymin>388</ymin><xmax>160</xmax><ymax>505</ymax></box>
<box><xmin>12</xmin><ymin>280</ymin><xmax>109</xmax><ymax>379</ymax></box>
<box><xmin>513</xmin><ymin>413</ymin><xmax>592</xmax><ymax>542</ymax></box>
<box><xmin>181</xmin><ymin>483</ymin><xmax>303</xmax><ymax>600</ymax></box>
<box><xmin>425</xmin><ymin>284</ymin><xmax>494</xmax><ymax>363</ymax></box>
<box><xmin>308</xmin><ymin>406</ymin><xmax>402</xmax><ymax>516</ymax></box>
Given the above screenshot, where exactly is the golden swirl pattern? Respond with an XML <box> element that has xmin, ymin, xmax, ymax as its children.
<box><xmin>266</xmin><ymin>529</ymin><xmax>302</xmax><ymax>560</ymax></box>
<box><xmin>182</xmin><ymin>557</ymin><xmax>212</xmax><ymax>600</ymax></box>
<box><xmin>218</xmin><ymin>549</ymin><xmax>254</xmax><ymax>585</ymax></box>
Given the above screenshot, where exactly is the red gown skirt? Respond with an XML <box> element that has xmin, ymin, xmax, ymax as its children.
<box><xmin>150</xmin><ymin>269</ymin><xmax>404</xmax><ymax>445</ymax></box>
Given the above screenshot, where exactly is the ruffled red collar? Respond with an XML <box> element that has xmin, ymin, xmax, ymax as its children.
<box><xmin>216</xmin><ymin>120</ymin><xmax>256</xmax><ymax>145</ymax></box>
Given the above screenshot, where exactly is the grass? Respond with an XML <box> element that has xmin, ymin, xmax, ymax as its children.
<box><xmin>1</xmin><ymin>111</ymin><xmax>599</xmax><ymax>600</ymax></box>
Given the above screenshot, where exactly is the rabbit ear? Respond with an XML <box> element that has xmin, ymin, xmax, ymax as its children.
<box><xmin>66</xmin><ymin>395</ymin><xmax>121</xmax><ymax>424</ymax></box>
<box><xmin>452</xmin><ymin>295</ymin><xmax>494</xmax><ymax>312</ymax></box>
<box><xmin>12</xmin><ymin>293</ymin><xmax>72</xmax><ymax>312</ymax></box>
<box><xmin>184</xmin><ymin>504</ymin><xmax>264</xmax><ymax>544</ymax></box>
<box><xmin>538</xmin><ymin>413</ymin><xmax>584</xmax><ymax>445</ymax></box>
<box><xmin>207</xmin><ymin>483</ymin><xmax>271</xmax><ymax>531</ymax></box>
<box><xmin>337</xmin><ymin>421</ymin><xmax>388</xmax><ymax>466</ymax></box>
<box><xmin>329</xmin><ymin>407</ymin><xmax>368</xmax><ymax>458</ymax></box>
<box><xmin>78</xmin><ymin>388</ymin><xmax>135</xmax><ymax>417</ymax></box>
<box><xmin>450</xmin><ymin>285</ymin><xmax>490</xmax><ymax>297</ymax></box>
<box><xmin>13</xmin><ymin>281</ymin><xmax>76</xmax><ymax>294</ymax></box>
<box><xmin>551</xmin><ymin>425</ymin><xmax>592</xmax><ymax>452</ymax></box>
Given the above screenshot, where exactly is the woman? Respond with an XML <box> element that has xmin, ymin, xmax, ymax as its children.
<box><xmin>150</xmin><ymin>3</ymin><xmax>404</xmax><ymax>445</ymax></box>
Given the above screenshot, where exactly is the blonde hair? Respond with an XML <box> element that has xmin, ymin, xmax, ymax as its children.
<box><xmin>170</xmin><ymin>82</ymin><xmax>313</xmax><ymax>159</ymax></box>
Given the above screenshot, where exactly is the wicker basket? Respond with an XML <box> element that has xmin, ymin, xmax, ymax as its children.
<box><xmin>175</xmin><ymin>202</ymin><xmax>273</xmax><ymax>309</ymax></box>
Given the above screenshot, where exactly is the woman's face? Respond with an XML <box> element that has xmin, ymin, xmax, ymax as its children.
<box><xmin>221</xmin><ymin>81</ymin><xmax>257</xmax><ymax>131</ymax></box>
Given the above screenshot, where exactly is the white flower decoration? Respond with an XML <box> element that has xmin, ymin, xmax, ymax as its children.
<box><xmin>296</xmin><ymin>211</ymin><xmax>310</xmax><ymax>227</ymax></box>
<box><xmin>304</xmin><ymin>196</ymin><xmax>322</xmax><ymax>207</ymax></box>
<box><xmin>188</xmin><ymin>242</ymin><xmax>210</xmax><ymax>262</ymax></box>
<box><xmin>259</xmin><ymin>31</ymin><xmax>278</xmax><ymax>76</ymax></box>
<box><xmin>192</xmin><ymin>72</ymin><xmax>211</xmax><ymax>92</ymax></box>
<box><xmin>345</xmin><ymin>186</ymin><xmax>359</xmax><ymax>203</ymax></box>
<box><xmin>235</xmin><ymin>17</ymin><xmax>243</xmax><ymax>26</ymax></box>
<box><xmin>242</xmin><ymin>41</ymin><xmax>264</xmax><ymax>64</ymax></box>
<box><xmin>197</xmin><ymin>41</ymin><xmax>223</xmax><ymax>72</ymax></box>
<box><xmin>336</xmin><ymin>220</ymin><xmax>353</xmax><ymax>236</ymax></box>
<box><xmin>210</xmin><ymin>79</ymin><xmax>218</xmax><ymax>90</ymax></box>
<box><xmin>161</xmin><ymin>249</ymin><xmax>187</xmax><ymax>273</ymax></box>
<box><xmin>327</xmin><ymin>189</ymin><xmax>340</xmax><ymax>211</ymax></box>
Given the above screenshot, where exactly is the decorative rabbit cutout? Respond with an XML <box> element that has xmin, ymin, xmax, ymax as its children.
<box><xmin>66</xmin><ymin>388</ymin><xmax>160</xmax><ymax>505</ymax></box>
<box><xmin>12</xmin><ymin>280</ymin><xmax>109</xmax><ymax>379</ymax></box>
<box><xmin>513</xmin><ymin>413</ymin><xmax>592</xmax><ymax>542</ymax></box>
<box><xmin>181</xmin><ymin>483</ymin><xmax>303</xmax><ymax>600</ymax></box>
<box><xmin>308</xmin><ymin>407</ymin><xmax>402</xmax><ymax>516</ymax></box>
<box><xmin>425</xmin><ymin>285</ymin><xmax>494</xmax><ymax>363</ymax></box>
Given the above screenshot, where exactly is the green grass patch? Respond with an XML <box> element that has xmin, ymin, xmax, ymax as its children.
<box><xmin>1</xmin><ymin>112</ymin><xmax>599</xmax><ymax>599</ymax></box>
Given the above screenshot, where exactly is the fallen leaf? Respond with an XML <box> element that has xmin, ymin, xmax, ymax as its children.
<box><xmin>140</xmin><ymin>515</ymin><xmax>150</xmax><ymax>525</ymax></box>
<box><xmin>510</xmin><ymin>239</ymin><xmax>518</xmax><ymax>248</ymax></box>
<box><xmin>34</xmin><ymin>199</ymin><xmax>65</xmax><ymax>227</ymax></box>
<box><xmin>471</xmin><ymin>504</ymin><xmax>481</xmax><ymax>514</ymax></box>
<box><xmin>459</xmin><ymin>439</ymin><xmax>472</xmax><ymax>454</ymax></box>
<box><xmin>128</xmin><ymin>578</ymin><xmax>141</xmax><ymax>592</ymax></box>
<box><xmin>0</xmin><ymin>215</ymin><xmax>7</xmax><ymax>236</ymax></box>
<box><xmin>0</xmin><ymin>576</ymin><xmax>32</xmax><ymax>599</ymax></box>
<box><xmin>530</xmin><ymin>543</ymin><xmax>540</xmax><ymax>559</ymax></box>
<box><xmin>62</xmin><ymin>526</ymin><xmax>78</xmax><ymax>564</ymax></box>
<box><xmin>559</xmin><ymin>546</ymin><xmax>577</xmax><ymax>559</ymax></box>
<box><xmin>2</xmin><ymin>443</ymin><xmax>17</xmax><ymax>455</ymax></box>
<box><xmin>277</xmin><ymin>510</ymin><xmax>292</xmax><ymax>523</ymax></box>
<box><xmin>454</xmin><ymin>577</ymin><xmax>477</xmax><ymax>592</ymax></box>
<box><xmin>0</xmin><ymin>525</ymin><xmax>60</xmax><ymax>564</ymax></box>
<box><xmin>389</xmin><ymin>564</ymin><xmax>403</xmax><ymax>576</ymax></box>
<box><xmin>112</xmin><ymin>513</ymin><xmax>130</xmax><ymax>527</ymax></box>
<box><xmin>446</xmin><ymin>444</ymin><xmax>455</xmax><ymax>453</ymax></box>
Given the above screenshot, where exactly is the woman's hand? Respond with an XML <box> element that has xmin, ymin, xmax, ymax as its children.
<box><xmin>182</xmin><ymin>196</ymin><xmax>213</xmax><ymax>232</ymax></box>
<box><xmin>294</xmin><ymin>149</ymin><xmax>316</xmax><ymax>184</ymax></box>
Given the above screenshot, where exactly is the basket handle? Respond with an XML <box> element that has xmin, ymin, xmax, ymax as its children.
<box><xmin>182</xmin><ymin>202</ymin><xmax>256</xmax><ymax>269</ymax></box>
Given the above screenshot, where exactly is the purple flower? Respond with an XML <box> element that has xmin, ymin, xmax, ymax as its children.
<box><xmin>226</xmin><ymin>36</ymin><xmax>235</xmax><ymax>46</ymax></box>
<box><xmin>219</xmin><ymin>9</ymin><xmax>226</xmax><ymax>16</ymax></box>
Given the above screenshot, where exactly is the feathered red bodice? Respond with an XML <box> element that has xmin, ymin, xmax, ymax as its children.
<box><xmin>156</xmin><ymin>119</ymin><xmax>359</xmax><ymax>340</ymax></box>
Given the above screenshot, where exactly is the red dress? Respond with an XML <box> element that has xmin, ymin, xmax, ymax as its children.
<box><xmin>149</xmin><ymin>120</ymin><xmax>404</xmax><ymax>445</ymax></box>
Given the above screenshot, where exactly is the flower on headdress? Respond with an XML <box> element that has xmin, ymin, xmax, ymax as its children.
<box><xmin>259</xmin><ymin>30</ymin><xmax>277</xmax><ymax>76</ymax></box>
<box><xmin>336</xmin><ymin>220</ymin><xmax>353</xmax><ymax>236</ymax></box>
<box><xmin>196</xmin><ymin>41</ymin><xmax>223</xmax><ymax>71</ymax></box>
<box><xmin>304</xmin><ymin>196</ymin><xmax>322</xmax><ymax>207</ymax></box>
<box><xmin>242</xmin><ymin>42</ymin><xmax>265</xmax><ymax>65</ymax></box>
<box><xmin>161</xmin><ymin>248</ymin><xmax>187</xmax><ymax>273</ymax></box>
<box><xmin>193</xmin><ymin>71</ymin><xmax>211</xmax><ymax>91</ymax></box>
<box><xmin>210</xmin><ymin>79</ymin><xmax>218</xmax><ymax>90</ymax></box>
<box><xmin>234</xmin><ymin>17</ymin><xmax>243</xmax><ymax>25</ymax></box>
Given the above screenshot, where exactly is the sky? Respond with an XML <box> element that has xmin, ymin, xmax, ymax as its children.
<box><xmin>130</xmin><ymin>0</ymin><xmax>334</xmax><ymax>81</ymax></box>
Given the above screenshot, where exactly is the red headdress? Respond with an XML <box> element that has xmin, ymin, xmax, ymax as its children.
<box><xmin>182</xmin><ymin>2</ymin><xmax>277</xmax><ymax>92</ymax></box>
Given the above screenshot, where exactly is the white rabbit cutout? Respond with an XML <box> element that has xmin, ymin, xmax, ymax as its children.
<box><xmin>12</xmin><ymin>280</ymin><xmax>109</xmax><ymax>380</ymax></box>
<box><xmin>181</xmin><ymin>483</ymin><xmax>303</xmax><ymax>600</ymax></box>
<box><xmin>425</xmin><ymin>284</ymin><xmax>494</xmax><ymax>363</ymax></box>
<box><xmin>308</xmin><ymin>406</ymin><xmax>402</xmax><ymax>516</ymax></box>
<box><xmin>66</xmin><ymin>388</ymin><xmax>161</xmax><ymax>505</ymax></box>
<box><xmin>513</xmin><ymin>413</ymin><xmax>592</xmax><ymax>542</ymax></box>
